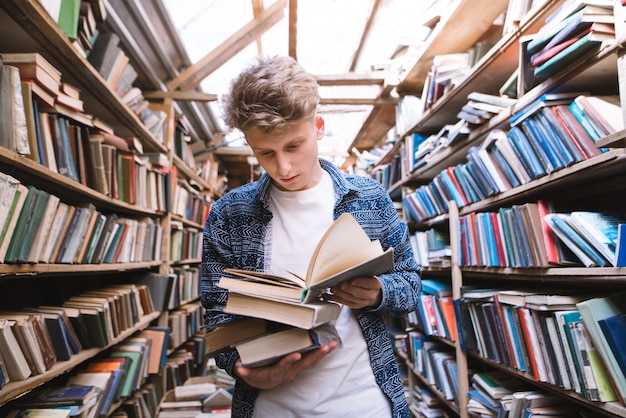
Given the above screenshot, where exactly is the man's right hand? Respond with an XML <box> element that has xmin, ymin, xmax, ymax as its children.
<box><xmin>234</xmin><ymin>340</ymin><xmax>338</xmax><ymax>389</ymax></box>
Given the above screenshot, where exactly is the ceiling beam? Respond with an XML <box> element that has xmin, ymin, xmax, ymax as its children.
<box><xmin>143</xmin><ymin>90</ymin><xmax>218</xmax><ymax>101</ymax></box>
<box><xmin>251</xmin><ymin>0</ymin><xmax>265</xmax><ymax>55</ymax></box>
<box><xmin>315</xmin><ymin>73</ymin><xmax>386</xmax><ymax>86</ymax></box>
<box><xmin>167</xmin><ymin>0</ymin><xmax>287</xmax><ymax>91</ymax></box>
<box><xmin>320</xmin><ymin>97</ymin><xmax>398</xmax><ymax>106</ymax></box>
<box><xmin>349</xmin><ymin>0</ymin><xmax>381</xmax><ymax>72</ymax></box>
<box><xmin>288</xmin><ymin>0</ymin><xmax>297</xmax><ymax>60</ymax></box>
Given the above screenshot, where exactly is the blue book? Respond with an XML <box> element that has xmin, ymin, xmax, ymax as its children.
<box><xmin>507</xmin><ymin>127</ymin><xmax>547</xmax><ymax>179</ymax></box>
<box><xmin>521</xmin><ymin>118</ymin><xmax>559</xmax><ymax>173</ymax></box>
<box><xmin>537</xmin><ymin>107</ymin><xmax>584</xmax><ymax>164</ymax></box>
<box><xmin>534</xmin><ymin>113</ymin><xmax>576</xmax><ymax>167</ymax></box>
<box><xmin>462</xmin><ymin>163</ymin><xmax>488</xmax><ymax>201</ymax></box>
<box><xmin>511</xmin><ymin>205</ymin><xmax>533</xmax><ymax>267</ymax></box>
<box><xmin>498</xmin><ymin>207</ymin><xmax>517</xmax><ymax>268</ymax></box>
<box><xmin>569</xmin><ymin>99</ymin><xmax>601</xmax><ymax>141</ymax></box>
<box><xmin>616</xmin><ymin>224</ymin><xmax>626</xmax><ymax>268</ymax></box>
<box><xmin>488</xmin><ymin>145</ymin><xmax>522</xmax><ymax>188</ymax></box>
<box><xmin>598</xmin><ymin>314</ymin><xmax>626</xmax><ymax>377</ymax></box>
<box><xmin>467</xmin><ymin>147</ymin><xmax>500</xmax><ymax>196</ymax></box>
<box><xmin>534</xmin><ymin>31</ymin><xmax>613</xmax><ymax>80</ymax></box>
<box><xmin>437</xmin><ymin>171</ymin><xmax>466</xmax><ymax>208</ymax></box>
<box><xmin>453</xmin><ymin>165</ymin><xmax>480</xmax><ymax>204</ymax></box>
<box><xmin>421</xmin><ymin>279</ymin><xmax>452</xmax><ymax>297</ymax></box>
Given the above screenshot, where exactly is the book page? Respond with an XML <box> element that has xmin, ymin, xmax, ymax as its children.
<box><xmin>306</xmin><ymin>213</ymin><xmax>377</xmax><ymax>286</ymax></box>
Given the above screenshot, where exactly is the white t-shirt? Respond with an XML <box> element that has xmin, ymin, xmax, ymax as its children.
<box><xmin>252</xmin><ymin>171</ymin><xmax>391</xmax><ymax>417</ymax></box>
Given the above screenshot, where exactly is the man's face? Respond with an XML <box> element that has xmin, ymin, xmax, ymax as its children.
<box><xmin>245</xmin><ymin>115</ymin><xmax>325</xmax><ymax>191</ymax></box>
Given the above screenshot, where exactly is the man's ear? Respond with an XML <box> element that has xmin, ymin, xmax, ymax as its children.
<box><xmin>315</xmin><ymin>115</ymin><xmax>325</xmax><ymax>140</ymax></box>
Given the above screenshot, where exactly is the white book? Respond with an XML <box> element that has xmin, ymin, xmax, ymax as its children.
<box><xmin>39</xmin><ymin>202</ymin><xmax>70</xmax><ymax>263</ymax></box>
<box><xmin>0</xmin><ymin>319</ymin><xmax>31</xmax><ymax>381</ymax></box>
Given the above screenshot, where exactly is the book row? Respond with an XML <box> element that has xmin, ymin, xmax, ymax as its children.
<box><xmin>169</xmin><ymin>222</ymin><xmax>203</xmax><ymax>263</ymax></box>
<box><xmin>456</xmin><ymin>200</ymin><xmax>626</xmax><ymax>268</ymax></box>
<box><xmin>0</xmin><ymin>51</ymin><xmax>167</xmax><ymax>165</ymax></box>
<box><xmin>4</xmin><ymin>325</ymin><xmax>170</xmax><ymax>418</ymax></box>
<box><xmin>402</xmin><ymin>93</ymin><xmax>621</xmax><ymax>224</ymax></box>
<box><xmin>0</xmin><ymin>283</ymin><xmax>156</xmax><ymax>386</ymax></box>
<box><xmin>454</xmin><ymin>287</ymin><xmax>626</xmax><ymax>404</ymax></box>
<box><xmin>0</xmin><ymin>174</ymin><xmax>164</xmax><ymax>265</ymax></box>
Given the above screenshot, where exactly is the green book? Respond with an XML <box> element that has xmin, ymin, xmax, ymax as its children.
<box><xmin>5</xmin><ymin>186</ymin><xmax>48</xmax><ymax>263</ymax></box>
<box><xmin>56</xmin><ymin>0</ymin><xmax>81</xmax><ymax>39</ymax></box>
<box><xmin>577</xmin><ymin>292</ymin><xmax>626</xmax><ymax>402</ymax></box>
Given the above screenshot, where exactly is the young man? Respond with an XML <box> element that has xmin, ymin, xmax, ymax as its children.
<box><xmin>201</xmin><ymin>56</ymin><xmax>421</xmax><ymax>417</ymax></box>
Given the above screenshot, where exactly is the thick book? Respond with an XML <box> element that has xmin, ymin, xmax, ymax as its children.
<box><xmin>0</xmin><ymin>318</ymin><xmax>31</xmax><ymax>381</ymax></box>
<box><xmin>534</xmin><ymin>31</ymin><xmax>615</xmax><ymax>80</ymax></box>
<box><xmin>598</xmin><ymin>313</ymin><xmax>626</xmax><ymax>377</ymax></box>
<box><xmin>234</xmin><ymin>323</ymin><xmax>341</xmax><ymax>367</ymax></box>
<box><xmin>576</xmin><ymin>292</ymin><xmax>626</xmax><ymax>402</ymax></box>
<box><xmin>205</xmin><ymin>317</ymin><xmax>267</xmax><ymax>356</ymax></box>
<box><xmin>219</xmin><ymin>212</ymin><xmax>394</xmax><ymax>304</ymax></box>
<box><xmin>224</xmin><ymin>292</ymin><xmax>341</xmax><ymax>330</ymax></box>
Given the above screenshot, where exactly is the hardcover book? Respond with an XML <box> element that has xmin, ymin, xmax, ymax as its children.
<box><xmin>218</xmin><ymin>212</ymin><xmax>394</xmax><ymax>304</ymax></box>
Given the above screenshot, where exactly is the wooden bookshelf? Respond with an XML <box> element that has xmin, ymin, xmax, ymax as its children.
<box><xmin>0</xmin><ymin>0</ymin><xmax>215</xmax><ymax>411</ymax></box>
<box><xmin>392</xmin><ymin>1</ymin><xmax>626</xmax><ymax>417</ymax></box>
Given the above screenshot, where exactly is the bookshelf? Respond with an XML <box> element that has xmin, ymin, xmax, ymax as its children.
<box><xmin>0</xmin><ymin>0</ymin><xmax>214</xmax><ymax>412</ymax></box>
<box><xmin>380</xmin><ymin>1</ymin><xmax>626</xmax><ymax>417</ymax></box>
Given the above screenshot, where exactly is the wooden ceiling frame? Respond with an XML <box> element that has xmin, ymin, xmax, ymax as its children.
<box><xmin>350</xmin><ymin>0</ymin><xmax>381</xmax><ymax>72</ymax></box>
<box><xmin>167</xmin><ymin>0</ymin><xmax>288</xmax><ymax>91</ymax></box>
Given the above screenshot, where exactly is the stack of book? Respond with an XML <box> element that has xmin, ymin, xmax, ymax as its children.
<box><xmin>457</xmin><ymin>92</ymin><xmax>516</xmax><ymax>127</ymax></box>
<box><xmin>407</xmin><ymin>330</ymin><xmax>458</xmax><ymax>403</ymax></box>
<box><xmin>524</xmin><ymin>0</ymin><xmax>615</xmax><ymax>84</ymax></box>
<box><xmin>206</xmin><ymin>213</ymin><xmax>394</xmax><ymax>367</ymax></box>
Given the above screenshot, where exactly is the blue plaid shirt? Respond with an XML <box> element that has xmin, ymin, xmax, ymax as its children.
<box><xmin>201</xmin><ymin>159</ymin><xmax>421</xmax><ymax>417</ymax></box>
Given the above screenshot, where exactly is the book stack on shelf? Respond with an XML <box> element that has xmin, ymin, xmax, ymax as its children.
<box><xmin>0</xmin><ymin>172</ymin><xmax>164</xmax><ymax>265</ymax></box>
<box><xmin>412</xmin><ymin>228</ymin><xmax>452</xmax><ymax>269</ymax></box>
<box><xmin>521</xmin><ymin>0</ymin><xmax>616</xmax><ymax>91</ymax></box>
<box><xmin>407</xmin><ymin>329</ymin><xmax>459</xmax><ymax>406</ymax></box>
<box><xmin>408</xmin><ymin>279</ymin><xmax>457</xmax><ymax>343</ymax></box>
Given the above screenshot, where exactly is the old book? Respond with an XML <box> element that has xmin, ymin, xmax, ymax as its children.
<box><xmin>219</xmin><ymin>213</ymin><xmax>394</xmax><ymax>304</ymax></box>
<box><xmin>205</xmin><ymin>317</ymin><xmax>267</xmax><ymax>356</ymax></box>
<box><xmin>43</xmin><ymin>203</ymin><xmax>73</xmax><ymax>264</ymax></box>
<box><xmin>87</xmin><ymin>31</ymin><xmax>121</xmax><ymax>77</ymax></box>
<box><xmin>27</xmin><ymin>194</ymin><xmax>60</xmax><ymax>263</ymax></box>
<box><xmin>4</xmin><ymin>186</ymin><xmax>49</xmax><ymax>264</ymax></box>
<box><xmin>234</xmin><ymin>323</ymin><xmax>341</xmax><ymax>367</ymax></box>
<box><xmin>0</xmin><ymin>183</ymin><xmax>29</xmax><ymax>262</ymax></box>
<box><xmin>577</xmin><ymin>292</ymin><xmax>626</xmax><ymax>402</ymax></box>
<box><xmin>224</xmin><ymin>292</ymin><xmax>341</xmax><ymax>330</ymax></box>
<box><xmin>1</xmin><ymin>53</ymin><xmax>61</xmax><ymax>95</ymax></box>
<box><xmin>87</xmin><ymin>133</ymin><xmax>110</xmax><ymax>195</ymax></box>
<box><xmin>0</xmin><ymin>65</ymin><xmax>30</xmax><ymax>156</ymax></box>
<box><xmin>0</xmin><ymin>175</ymin><xmax>20</xmax><ymax>238</ymax></box>
<box><xmin>0</xmin><ymin>318</ymin><xmax>31</xmax><ymax>381</ymax></box>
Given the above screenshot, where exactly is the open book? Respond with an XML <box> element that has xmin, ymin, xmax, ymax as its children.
<box><xmin>219</xmin><ymin>212</ymin><xmax>395</xmax><ymax>304</ymax></box>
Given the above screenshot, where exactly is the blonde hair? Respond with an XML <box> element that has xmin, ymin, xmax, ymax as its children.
<box><xmin>222</xmin><ymin>56</ymin><xmax>320</xmax><ymax>135</ymax></box>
